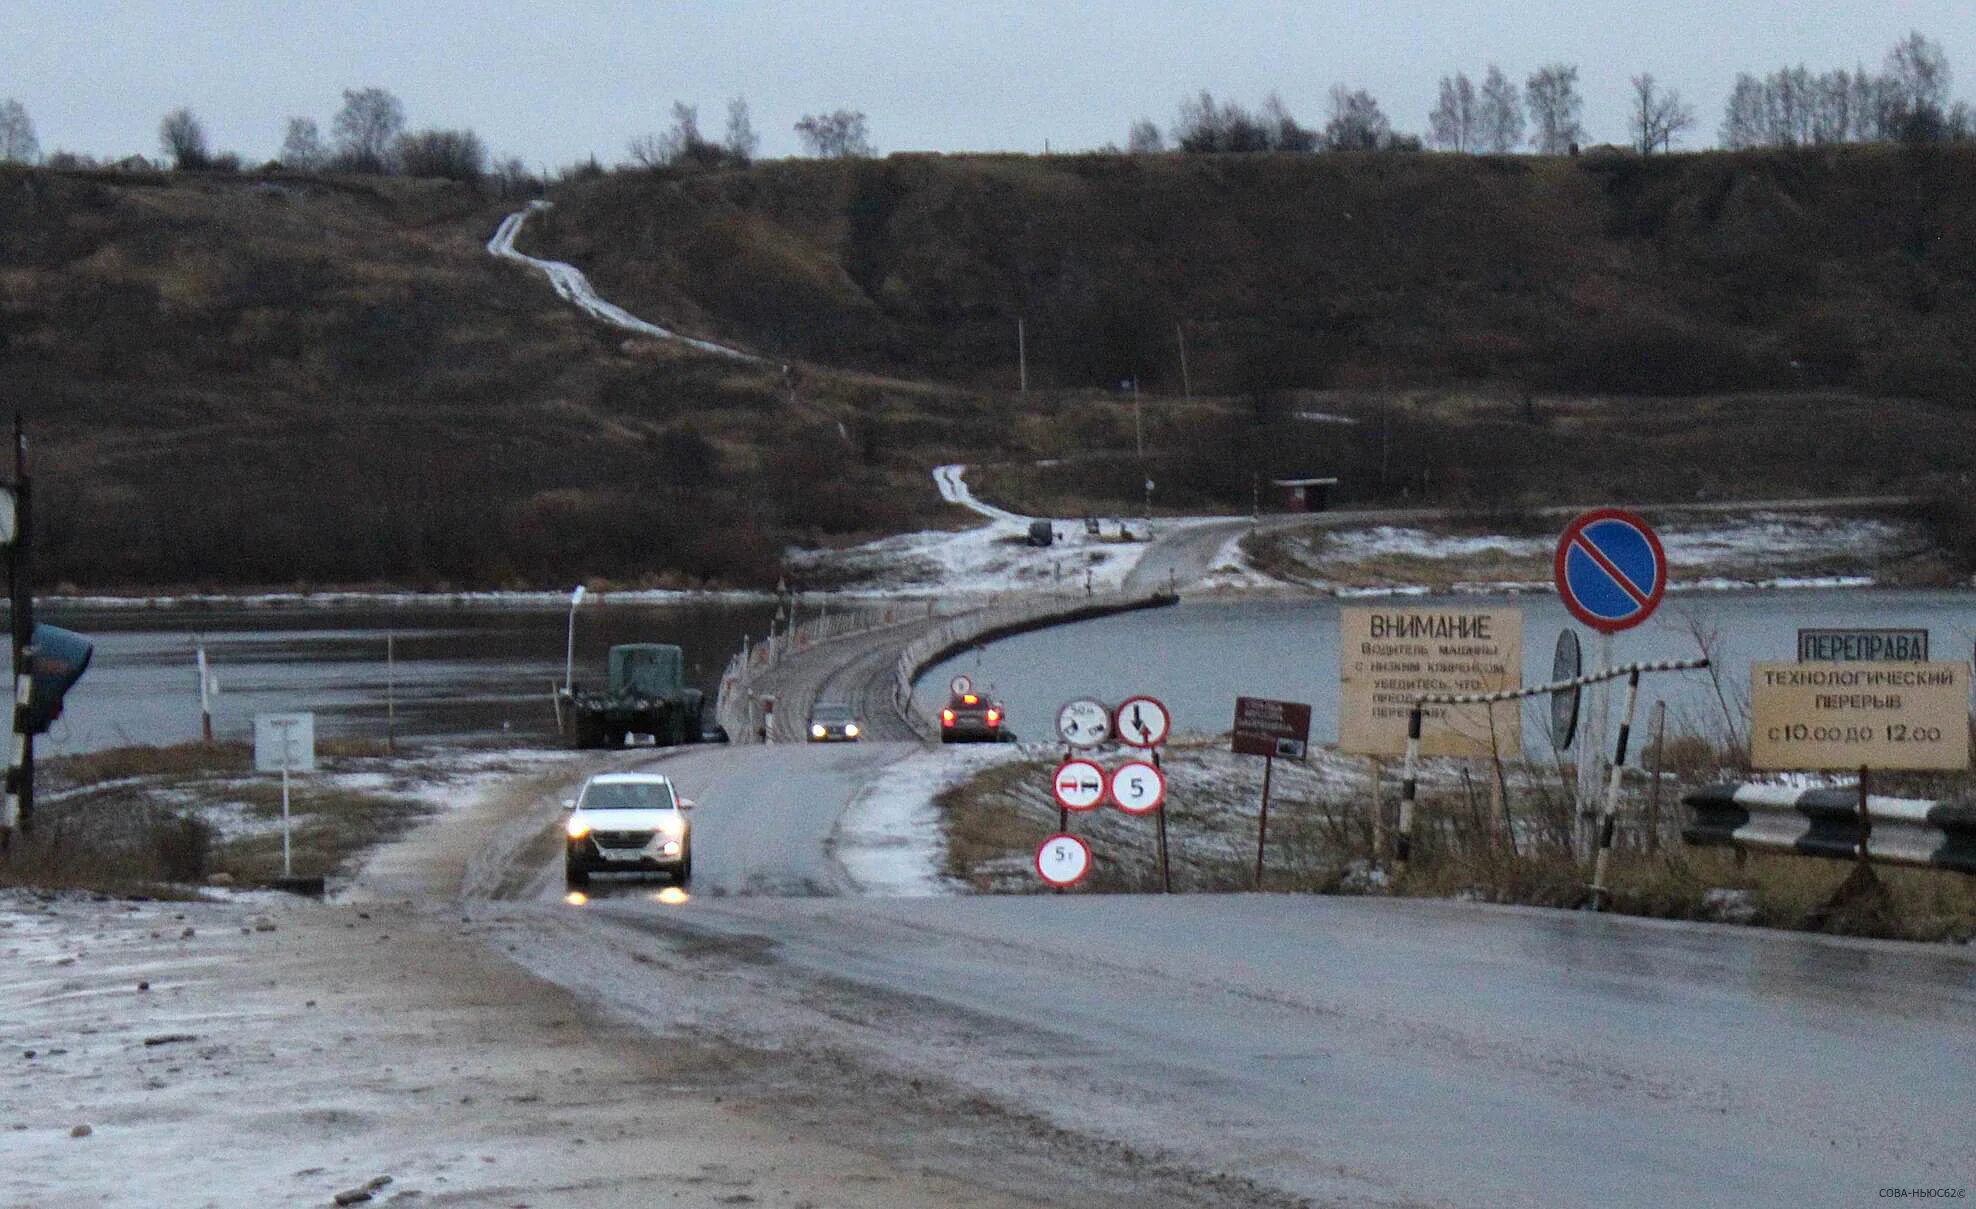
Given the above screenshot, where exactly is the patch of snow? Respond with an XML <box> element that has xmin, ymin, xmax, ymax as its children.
<box><xmin>488</xmin><ymin>202</ymin><xmax>758</xmax><ymax>361</ymax></box>
<box><xmin>833</xmin><ymin>745</ymin><xmax>1027</xmax><ymax>894</ymax></box>
<box><xmin>1197</xmin><ymin>531</ymin><xmax>1283</xmax><ymax>592</ymax></box>
<box><xmin>1326</xmin><ymin>526</ymin><xmax>1548</xmax><ymax>560</ymax></box>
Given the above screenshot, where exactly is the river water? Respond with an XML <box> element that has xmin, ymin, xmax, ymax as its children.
<box><xmin>35</xmin><ymin>599</ymin><xmax>777</xmax><ymax>757</ymax></box>
<box><xmin>31</xmin><ymin>588</ymin><xmax>1976</xmax><ymax>758</ymax></box>
<box><xmin>914</xmin><ymin>589</ymin><xmax>1976</xmax><ymax>747</ymax></box>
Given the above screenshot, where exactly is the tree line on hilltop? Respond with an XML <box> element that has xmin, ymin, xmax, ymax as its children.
<box><xmin>1126</xmin><ymin>31</ymin><xmax>1967</xmax><ymax>157</ymax></box>
<box><xmin>0</xmin><ymin>30</ymin><xmax>1962</xmax><ymax>184</ymax></box>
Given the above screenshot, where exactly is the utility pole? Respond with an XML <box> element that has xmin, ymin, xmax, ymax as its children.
<box><xmin>1131</xmin><ymin>377</ymin><xmax>1144</xmax><ymax>463</ymax></box>
<box><xmin>1017</xmin><ymin>317</ymin><xmax>1027</xmax><ymax>394</ymax></box>
<box><xmin>1175</xmin><ymin>322</ymin><xmax>1192</xmax><ymax>402</ymax></box>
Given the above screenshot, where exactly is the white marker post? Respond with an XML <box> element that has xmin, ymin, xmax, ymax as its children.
<box><xmin>195</xmin><ymin>639</ymin><xmax>214</xmax><ymax>745</ymax></box>
<box><xmin>255</xmin><ymin>712</ymin><xmax>316</xmax><ymax>879</ymax></box>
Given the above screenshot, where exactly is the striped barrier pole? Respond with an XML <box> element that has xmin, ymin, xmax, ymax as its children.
<box><xmin>1589</xmin><ymin>667</ymin><xmax>1642</xmax><ymax>910</ymax></box>
<box><xmin>1397</xmin><ymin>704</ymin><xmax>1421</xmax><ymax>865</ymax></box>
<box><xmin>1</xmin><ymin>671</ymin><xmax>27</xmax><ymax>835</ymax></box>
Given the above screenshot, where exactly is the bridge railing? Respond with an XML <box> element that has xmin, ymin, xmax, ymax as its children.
<box><xmin>1683</xmin><ymin>782</ymin><xmax>1976</xmax><ymax>874</ymax></box>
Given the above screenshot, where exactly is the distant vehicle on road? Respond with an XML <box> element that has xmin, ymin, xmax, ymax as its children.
<box><xmin>560</xmin><ymin>643</ymin><xmax>704</xmax><ymax>749</ymax></box>
<box><xmin>1026</xmin><ymin>520</ymin><xmax>1055</xmax><ymax>547</ymax></box>
<box><xmin>940</xmin><ymin>690</ymin><xmax>1007</xmax><ymax>743</ymax></box>
<box><xmin>563</xmin><ymin>772</ymin><xmax>693</xmax><ymax>887</ymax></box>
<box><xmin>807</xmin><ymin>701</ymin><xmax>864</xmax><ymax>742</ymax></box>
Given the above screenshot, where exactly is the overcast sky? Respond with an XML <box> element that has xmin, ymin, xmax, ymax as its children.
<box><xmin>4</xmin><ymin>1</ymin><xmax>1972</xmax><ymax>167</ymax></box>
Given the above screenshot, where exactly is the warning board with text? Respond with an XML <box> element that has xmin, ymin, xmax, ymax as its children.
<box><xmin>1232</xmin><ymin>696</ymin><xmax>1312</xmax><ymax>759</ymax></box>
<box><xmin>1750</xmin><ymin>661</ymin><xmax>1970</xmax><ymax>771</ymax></box>
<box><xmin>1338</xmin><ymin>607</ymin><xmax>1523</xmax><ymax>758</ymax></box>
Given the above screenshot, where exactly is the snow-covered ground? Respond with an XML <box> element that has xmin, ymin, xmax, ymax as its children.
<box><xmin>488</xmin><ymin>201</ymin><xmax>759</xmax><ymax>361</ymax></box>
<box><xmin>831</xmin><ymin>743</ymin><xmax>1028</xmax><ymax>894</ymax></box>
<box><xmin>1238</xmin><ymin>511</ymin><xmax>1925</xmax><ymax>596</ymax></box>
<box><xmin>792</xmin><ymin>465</ymin><xmax>1243</xmax><ymax>597</ymax></box>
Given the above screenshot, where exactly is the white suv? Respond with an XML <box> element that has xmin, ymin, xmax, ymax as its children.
<box><xmin>563</xmin><ymin>772</ymin><xmax>694</xmax><ymax>887</ymax></box>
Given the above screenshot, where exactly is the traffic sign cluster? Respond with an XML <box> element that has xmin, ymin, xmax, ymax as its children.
<box><xmin>1034</xmin><ymin>694</ymin><xmax>1172</xmax><ymax>888</ymax></box>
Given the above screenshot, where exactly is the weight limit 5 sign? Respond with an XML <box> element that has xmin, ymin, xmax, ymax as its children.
<box><xmin>1035</xmin><ymin>833</ymin><xmax>1092</xmax><ymax>887</ymax></box>
<box><xmin>1554</xmin><ymin>509</ymin><xmax>1666</xmax><ymax>634</ymax></box>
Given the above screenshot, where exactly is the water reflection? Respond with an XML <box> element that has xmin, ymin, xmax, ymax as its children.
<box><xmin>36</xmin><ymin>599</ymin><xmax>776</xmax><ymax>755</ymax></box>
<box><xmin>916</xmin><ymin>589</ymin><xmax>1976</xmax><ymax>746</ymax></box>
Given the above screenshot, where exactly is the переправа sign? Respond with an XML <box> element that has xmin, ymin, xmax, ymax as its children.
<box><xmin>1796</xmin><ymin>628</ymin><xmax>1928</xmax><ymax>663</ymax></box>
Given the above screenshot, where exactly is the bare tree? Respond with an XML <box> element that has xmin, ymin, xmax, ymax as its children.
<box><xmin>1811</xmin><ymin>70</ymin><xmax>1856</xmax><ymax>143</ymax></box>
<box><xmin>1262</xmin><ymin>93</ymin><xmax>1318</xmax><ymax>151</ymax></box>
<box><xmin>1323</xmin><ymin>85</ymin><xmax>1392</xmax><ymax>151</ymax></box>
<box><xmin>1766</xmin><ymin>65</ymin><xmax>1816</xmax><ymax>145</ymax></box>
<box><xmin>488</xmin><ymin>154</ymin><xmax>534</xmax><ymax>198</ymax></box>
<box><xmin>332</xmin><ymin>87</ymin><xmax>405</xmax><ymax>173</ymax></box>
<box><xmin>1720</xmin><ymin>73</ymin><xmax>1765</xmax><ymax>148</ymax></box>
<box><xmin>1524</xmin><ymin>64</ymin><xmax>1584</xmax><ymax>153</ymax></box>
<box><xmin>793</xmin><ymin>109</ymin><xmax>873</xmax><ymax>158</ymax></box>
<box><xmin>1629</xmin><ymin>74</ymin><xmax>1695</xmax><ymax>153</ymax></box>
<box><xmin>1172</xmin><ymin>91</ymin><xmax>1270</xmax><ymax>151</ymax></box>
<box><xmin>1126</xmin><ymin>117</ymin><xmax>1164</xmax><ymax>153</ymax></box>
<box><xmin>396</xmin><ymin>128</ymin><xmax>486</xmax><ymax>181</ymax></box>
<box><xmin>1883</xmin><ymin>29</ymin><xmax>1953</xmax><ymax>141</ymax></box>
<box><xmin>663</xmin><ymin>101</ymin><xmax>703</xmax><ymax>161</ymax></box>
<box><xmin>0</xmin><ymin>98</ymin><xmax>37</xmax><ymax>164</ymax></box>
<box><xmin>723</xmin><ymin>97</ymin><xmax>759</xmax><ymax>162</ymax></box>
<box><xmin>626</xmin><ymin>132</ymin><xmax>667</xmax><ymax>168</ymax></box>
<box><xmin>1477</xmin><ymin>65</ymin><xmax>1523</xmax><ymax>153</ymax></box>
<box><xmin>158</xmin><ymin>107</ymin><xmax>210</xmax><ymax>170</ymax></box>
<box><xmin>280</xmin><ymin>117</ymin><xmax>325</xmax><ymax>170</ymax></box>
<box><xmin>1428</xmin><ymin>72</ymin><xmax>1478</xmax><ymax>151</ymax></box>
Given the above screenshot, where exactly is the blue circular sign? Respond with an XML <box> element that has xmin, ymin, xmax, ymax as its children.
<box><xmin>1553</xmin><ymin>509</ymin><xmax>1667</xmax><ymax>633</ymax></box>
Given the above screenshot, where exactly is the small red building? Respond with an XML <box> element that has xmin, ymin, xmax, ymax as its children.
<box><xmin>1270</xmin><ymin>477</ymin><xmax>1339</xmax><ymax>512</ymax></box>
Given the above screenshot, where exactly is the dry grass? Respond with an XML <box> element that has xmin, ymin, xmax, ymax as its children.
<box><xmin>8</xmin><ymin>740</ymin><xmax>431</xmax><ymax>893</ymax></box>
<box><xmin>935</xmin><ymin>738</ymin><xmax>1976</xmax><ymax>942</ymax></box>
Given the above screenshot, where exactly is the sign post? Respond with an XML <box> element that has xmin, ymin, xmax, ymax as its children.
<box><xmin>1233</xmin><ymin>696</ymin><xmax>1312</xmax><ymax>888</ymax></box>
<box><xmin>1115</xmin><ymin>695</ymin><xmax>1171</xmax><ymax>892</ymax></box>
<box><xmin>1554</xmin><ymin>509</ymin><xmax>1667</xmax><ymax>857</ymax></box>
<box><xmin>255</xmin><ymin>712</ymin><xmax>316</xmax><ymax>879</ymax></box>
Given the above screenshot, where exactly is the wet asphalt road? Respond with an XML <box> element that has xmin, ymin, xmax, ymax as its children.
<box><xmin>511</xmin><ymin>568</ymin><xmax>1973</xmax><ymax>1208</ymax></box>
<box><xmin>576</xmin><ymin>886</ymin><xmax>1975</xmax><ymax>1209</ymax></box>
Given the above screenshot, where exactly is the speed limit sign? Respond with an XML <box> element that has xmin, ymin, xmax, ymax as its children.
<box><xmin>1109</xmin><ymin>759</ymin><xmax>1166</xmax><ymax>815</ymax></box>
<box><xmin>1034</xmin><ymin>833</ymin><xmax>1092</xmax><ymax>887</ymax></box>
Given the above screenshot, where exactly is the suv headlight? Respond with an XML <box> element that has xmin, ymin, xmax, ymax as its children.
<box><xmin>844</xmin><ymin>723</ymin><xmax>860</xmax><ymax>737</ymax></box>
<box><xmin>566</xmin><ymin>817</ymin><xmax>592</xmax><ymax>839</ymax></box>
<box><xmin>810</xmin><ymin>723</ymin><xmax>827</xmax><ymax>738</ymax></box>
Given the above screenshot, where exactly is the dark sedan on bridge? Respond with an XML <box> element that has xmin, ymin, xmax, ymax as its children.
<box><xmin>807</xmin><ymin>701</ymin><xmax>864</xmax><ymax>742</ymax></box>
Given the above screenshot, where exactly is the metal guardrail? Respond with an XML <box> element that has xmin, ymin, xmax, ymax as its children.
<box><xmin>888</xmin><ymin>590</ymin><xmax>1179</xmax><ymax>740</ymax></box>
<box><xmin>712</xmin><ymin>589</ymin><xmax>1179</xmax><ymax>744</ymax></box>
<box><xmin>1683</xmin><ymin>783</ymin><xmax>1976</xmax><ymax>874</ymax></box>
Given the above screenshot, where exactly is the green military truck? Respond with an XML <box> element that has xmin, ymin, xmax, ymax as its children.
<box><xmin>560</xmin><ymin>643</ymin><xmax>705</xmax><ymax>749</ymax></box>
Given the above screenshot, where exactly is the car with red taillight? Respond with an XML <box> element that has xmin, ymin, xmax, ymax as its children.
<box><xmin>939</xmin><ymin>691</ymin><xmax>1006</xmax><ymax>743</ymax></box>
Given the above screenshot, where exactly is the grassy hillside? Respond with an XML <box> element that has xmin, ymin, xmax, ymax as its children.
<box><xmin>531</xmin><ymin>145</ymin><xmax>1976</xmax><ymax>401</ymax></box>
<box><xmin>0</xmin><ymin>167</ymin><xmax>1005</xmax><ymax>590</ymax></box>
<box><xmin>4</xmin><ymin>150</ymin><xmax>1976</xmax><ymax>592</ymax></box>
